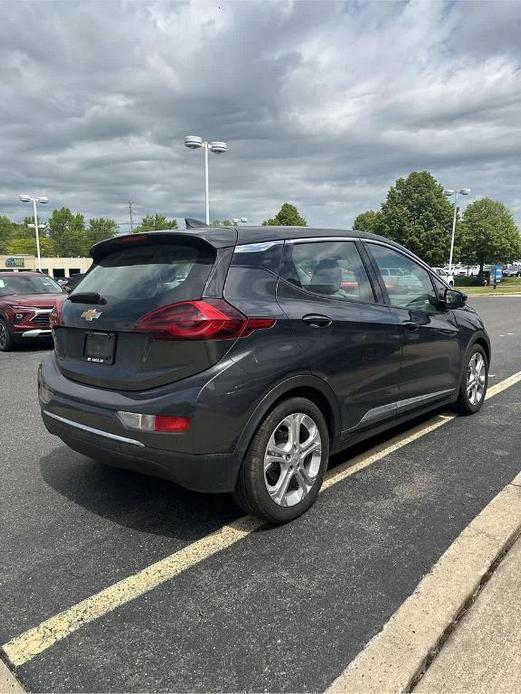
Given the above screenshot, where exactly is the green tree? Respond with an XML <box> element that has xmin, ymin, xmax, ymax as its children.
<box><xmin>6</xmin><ymin>237</ymin><xmax>56</xmax><ymax>256</ymax></box>
<box><xmin>87</xmin><ymin>217</ymin><xmax>119</xmax><ymax>246</ymax></box>
<box><xmin>353</xmin><ymin>210</ymin><xmax>381</xmax><ymax>233</ymax></box>
<box><xmin>0</xmin><ymin>216</ymin><xmax>31</xmax><ymax>252</ymax></box>
<box><xmin>48</xmin><ymin>207</ymin><xmax>88</xmax><ymax>256</ymax></box>
<box><xmin>262</xmin><ymin>203</ymin><xmax>307</xmax><ymax>227</ymax></box>
<box><xmin>211</xmin><ymin>219</ymin><xmax>234</xmax><ymax>227</ymax></box>
<box><xmin>354</xmin><ymin>172</ymin><xmax>455</xmax><ymax>265</ymax></box>
<box><xmin>0</xmin><ymin>216</ymin><xmax>15</xmax><ymax>253</ymax></box>
<box><xmin>460</xmin><ymin>198</ymin><xmax>521</xmax><ymax>274</ymax></box>
<box><xmin>134</xmin><ymin>214</ymin><xmax>178</xmax><ymax>232</ymax></box>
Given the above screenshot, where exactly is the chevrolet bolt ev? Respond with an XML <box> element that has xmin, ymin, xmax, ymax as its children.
<box><xmin>39</xmin><ymin>228</ymin><xmax>490</xmax><ymax>523</ymax></box>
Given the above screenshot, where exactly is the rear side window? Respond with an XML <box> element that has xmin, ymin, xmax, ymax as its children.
<box><xmin>281</xmin><ymin>241</ymin><xmax>375</xmax><ymax>303</ymax></box>
<box><xmin>73</xmin><ymin>242</ymin><xmax>216</xmax><ymax>308</ymax></box>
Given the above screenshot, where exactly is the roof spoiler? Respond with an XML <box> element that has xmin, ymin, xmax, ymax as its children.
<box><xmin>185</xmin><ymin>218</ymin><xmax>208</xmax><ymax>229</ymax></box>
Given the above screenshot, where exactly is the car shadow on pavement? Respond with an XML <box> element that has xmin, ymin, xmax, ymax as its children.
<box><xmin>39</xmin><ymin>446</ymin><xmax>241</xmax><ymax>541</ymax></box>
<box><xmin>39</xmin><ymin>407</ymin><xmax>452</xmax><ymax>540</ymax></box>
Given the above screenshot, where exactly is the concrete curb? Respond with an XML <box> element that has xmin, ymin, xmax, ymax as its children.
<box><xmin>327</xmin><ymin>471</ymin><xmax>521</xmax><ymax>693</ymax></box>
<box><xmin>0</xmin><ymin>657</ymin><xmax>24</xmax><ymax>693</ymax></box>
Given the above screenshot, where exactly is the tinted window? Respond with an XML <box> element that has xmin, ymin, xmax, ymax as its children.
<box><xmin>0</xmin><ymin>274</ymin><xmax>63</xmax><ymax>296</ymax></box>
<box><xmin>74</xmin><ymin>242</ymin><xmax>215</xmax><ymax>308</ymax></box>
<box><xmin>282</xmin><ymin>241</ymin><xmax>375</xmax><ymax>303</ymax></box>
<box><xmin>369</xmin><ymin>244</ymin><xmax>438</xmax><ymax>312</ymax></box>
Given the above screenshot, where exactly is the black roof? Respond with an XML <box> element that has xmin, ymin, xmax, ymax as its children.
<box><xmin>90</xmin><ymin>226</ymin><xmax>422</xmax><ymax>265</ymax></box>
<box><xmin>234</xmin><ymin>226</ymin><xmax>385</xmax><ymax>245</ymax></box>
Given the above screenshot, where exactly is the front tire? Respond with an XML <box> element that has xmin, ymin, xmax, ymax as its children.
<box><xmin>0</xmin><ymin>318</ymin><xmax>15</xmax><ymax>351</ymax></box>
<box><xmin>456</xmin><ymin>345</ymin><xmax>488</xmax><ymax>415</ymax></box>
<box><xmin>234</xmin><ymin>397</ymin><xmax>329</xmax><ymax>523</ymax></box>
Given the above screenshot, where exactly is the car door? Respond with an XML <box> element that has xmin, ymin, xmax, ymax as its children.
<box><xmin>276</xmin><ymin>238</ymin><xmax>402</xmax><ymax>432</ymax></box>
<box><xmin>365</xmin><ymin>241</ymin><xmax>461</xmax><ymax>410</ymax></box>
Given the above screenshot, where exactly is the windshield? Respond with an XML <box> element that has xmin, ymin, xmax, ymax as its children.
<box><xmin>0</xmin><ymin>274</ymin><xmax>63</xmax><ymax>296</ymax></box>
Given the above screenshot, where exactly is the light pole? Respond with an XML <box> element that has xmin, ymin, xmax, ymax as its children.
<box><xmin>184</xmin><ymin>136</ymin><xmax>227</xmax><ymax>225</ymax></box>
<box><xmin>444</xmin><ymin>188</ymin><xmax>470</xmax><ymax>273</ymax></box>
<box><xmin>19</xmin><ymin>195</ymin><xmax>48</xmax><ymax>271</ymax></box>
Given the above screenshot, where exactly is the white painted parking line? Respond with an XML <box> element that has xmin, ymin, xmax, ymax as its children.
<box><xmin>3</xmin><ymin>370</ymin><xmax>521</xmax><ymax>668</ymax></box>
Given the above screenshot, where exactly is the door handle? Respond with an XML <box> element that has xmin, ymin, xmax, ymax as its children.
<box><xmin>402</xmin><ymin>321</ymin><xmax>419</xmax><ymax>332</ymax></box>
<box><xmin>302</xmin><ymin>314</ymin><xmax>333</xmax><ymax>328</ymax></box>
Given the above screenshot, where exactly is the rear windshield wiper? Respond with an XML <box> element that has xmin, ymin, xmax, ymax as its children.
<box><xmin>68</xmin><ymin>292</ymin><xmax>106</xmax><ymax>304</ymax></box>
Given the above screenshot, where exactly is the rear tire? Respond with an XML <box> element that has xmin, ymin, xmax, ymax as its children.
<box><xmin>0</xmin><ymin>318</ymin><xmax>15</xmax><ymax>352</ymax></box>
<box><xmin>233</xmin><ymin>397</ymin><xmax>329</xmax><ymax>524</ymax></box>
<box><xmin>456</xmin><ymin>345</ymin><xmax>488</xmax><ymax>415</ymax></box>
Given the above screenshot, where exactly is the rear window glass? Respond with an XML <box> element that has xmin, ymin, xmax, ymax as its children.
<box><xmin>73</xmin><ymin>243</ymin><xmax>215</xmax><ymax>307</ymax></box>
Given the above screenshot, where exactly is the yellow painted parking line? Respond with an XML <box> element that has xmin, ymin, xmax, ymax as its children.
<box><xmin>486</xmin><ymin>370</ymin><xmax>521</xmax><ymax>399</ymax></box>
<box><xmin>3</xmin><ymin>370</ymin><xmax>521</xmax><ymax>668</ymax></box>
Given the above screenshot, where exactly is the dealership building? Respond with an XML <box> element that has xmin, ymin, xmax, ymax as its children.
<box><xmin>0</xmin><ymin>255</ymin><xmax>91</xmax><ymax>279</ymax></box>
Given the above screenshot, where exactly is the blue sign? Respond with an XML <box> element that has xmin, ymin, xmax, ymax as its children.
<box><xmin>494</xmin><ymin>265</ymin><xmax>503</xmax><ymax>282</ymax></box>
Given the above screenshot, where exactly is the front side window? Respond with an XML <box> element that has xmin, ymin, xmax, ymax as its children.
<box><xmin>368</xmin><ymin>243</ymin><xmax>438</xmax><ymax>312</ymax></box>
<box><xmin>281</xmin><ymin>240</ymin><xmax>375</xmax><ymax>303</ymax></box>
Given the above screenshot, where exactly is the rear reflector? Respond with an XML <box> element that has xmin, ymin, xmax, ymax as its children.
<box><xmin>117</xmin><ymin>411</ymin><xmax>191</xmax><ymax>433</ymax></box>
<box><xmin>134</xmin><ymin>299</ymin><xmax>275</xmax><ymax>340</ymax></box>
<box><xmin>154</xmin><ymin>416</ymin><xmax>191</xmax><ymax>432</ymax></box>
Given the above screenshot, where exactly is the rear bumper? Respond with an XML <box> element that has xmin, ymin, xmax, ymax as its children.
<box><xmin>41</xmin><ymin>408</ymin><xmax>240</xmax><ymax>493</ymax></box>
<box><xmin>38</xmin><ymin>353</ymin><xmax>249</xmax><ymax>493</ymax></box>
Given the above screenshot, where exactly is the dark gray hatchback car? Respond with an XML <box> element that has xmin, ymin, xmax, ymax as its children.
<box><xmin>39</xmin><ymin>227</ymin><xmax>490</xmax><ymax>522</ymax></box>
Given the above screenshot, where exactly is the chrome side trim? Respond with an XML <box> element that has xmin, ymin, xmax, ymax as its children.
<box><xmin>355</xmin><ymin>388</ymin><xmax>456</xmax><ymax>428</ymax></box>
<box><xmin>22</xmin><ymin>329</ymin><xmax>52</xmax><ymax>338</ymax></box>
<box><xmin>285</xmin><ymin>236</ymin><xmax>358</xmax><ymax>244</ymax></box>
<box><xmin>395</xmin><ymin>388</ymin><xmax>455</xmax><ymax>414</ymax></box>
<box><xmin>234</xmin><ymin>241</ymin><xmax>283</xmax><ymax>253</ymax></box>
<box><xmin>43</xmin><ymin>411</ymin><xmax>146</xmax><ymax>448</ymax></box>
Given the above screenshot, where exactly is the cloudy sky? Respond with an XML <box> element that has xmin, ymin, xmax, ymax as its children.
<box><xmin>1</xmin><ymin>0</ymin><xmax>520</xmax><ymax>231</ymax></box>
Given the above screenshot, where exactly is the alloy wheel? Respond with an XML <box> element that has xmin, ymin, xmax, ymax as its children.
<box><xmin>263</xmin><ymin>412</ymin><xmax>322</xmax><ymax>507</ymax></box>
<box><xmin>467</xmin><ymin>352</ymin><xmax>486</xmax><ymax>405</ymax></box>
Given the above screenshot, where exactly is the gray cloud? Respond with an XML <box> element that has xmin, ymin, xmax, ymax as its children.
<box><xmin>1</xmin><ymin>0</ymin><xmax>520</xmax><ymax>231</ymax></box>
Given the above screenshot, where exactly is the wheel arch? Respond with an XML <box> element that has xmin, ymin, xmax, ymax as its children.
<box><xmin>470</xmin><ymin>334</ymin><xmax>491</xmax><ymax>365</ymax></box>
<box><xmin>457</xmin><ymin>331</ymin><xmax>491</xmax><ymax>391</ymax></box>
<box><xmin>233</xmin><ymin>374</ymin><xmax>341</xmax><ymax>460</ymax></box>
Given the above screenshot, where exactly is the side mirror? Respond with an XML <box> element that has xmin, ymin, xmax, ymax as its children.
<box><xmin>443</xmin><ymin>288</ymin><xmax>466</xmax><ymax>309</ymax></box>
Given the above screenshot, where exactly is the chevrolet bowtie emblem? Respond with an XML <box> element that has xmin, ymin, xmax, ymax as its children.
<box><xmin>81</xmin><ymin>309</ymin><xmax>102</xmax><ymax>321</ymax></box>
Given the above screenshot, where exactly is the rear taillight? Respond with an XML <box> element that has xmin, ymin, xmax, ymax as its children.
<box><xmin>134</xmin><ymin>299</ymin><xmax>276</xmax><ymax>340</ymax></box>
<box><xmin>49</xmin><ymin>303</ymin><xmax>63</xmax><ymax>328</ymax></box>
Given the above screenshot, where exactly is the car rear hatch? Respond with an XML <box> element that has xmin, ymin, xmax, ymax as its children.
<box><xmin>53</xmin><ymin>230</ymin><xmax>238</xmax><ymax>391</ymax></box>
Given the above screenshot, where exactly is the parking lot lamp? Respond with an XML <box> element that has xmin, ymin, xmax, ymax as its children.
<box><xmin>184</xmin><ymin>136</ymin><xmax>227</xmax><ymax>225</ymax></box>
<box><xmin>444</xmin><ymin>188</ymin><xmax>470</xmax><ymax>274</ymax></box>
<box><xmin>18</xmin><ymin>195</ymin><xmax>49</xmax><ymax>272</ymax></box>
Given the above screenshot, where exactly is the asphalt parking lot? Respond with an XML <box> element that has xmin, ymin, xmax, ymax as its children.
<box><xmin>1</xmin><ymin>297</ymin><xmax>520</xmax><ymax>693</ymax></box>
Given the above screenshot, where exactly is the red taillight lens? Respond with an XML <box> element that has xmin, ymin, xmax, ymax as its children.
<box><xmin>134</xmin><ymin>299</ymin><xmax>275</xmax><ymax>341</ymax></box>
<box><xmin>154</xmin><ymin>416</ymin><xmax>191</xmax><ymax>432</ymax></box>
<box><xmin>49</xmin><ymin>303</ymin><xmax>63</xmax><ymax>328</ymax></box>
